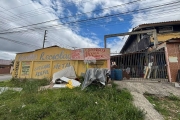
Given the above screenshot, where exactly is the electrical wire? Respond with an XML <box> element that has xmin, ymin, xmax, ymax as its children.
<box><xmin>0</xmin><ymin>36</ymin><xmax>40</xmax><ymax>48</ymax></box>
<box><xmin>0</xmin><ymin>0</ymin><xmax>179</xmax><ymax>49</ymax></box>
<box><xmin>0</xmin><ymin>0</ymin><xmax>146</xmax><ymax>30</ymax></box>
<box><xmin>0</xmin><ymin>0</ymin><xmax>179</xmax><ymax>34</ymax></box>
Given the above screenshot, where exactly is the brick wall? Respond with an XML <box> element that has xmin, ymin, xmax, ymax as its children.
<box><xmin>0</xmin><ymin>65</ymin><xmax>11</xmax><ymax>74</ymax></box>
<box><xmin>166</xmin><ymin>43</ymin><xmax>180</xmax><ymax>82</ymax></box>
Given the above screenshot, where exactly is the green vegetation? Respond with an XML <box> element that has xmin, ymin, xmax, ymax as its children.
<box><xmin>0</xmin><ymin>78</ymin><xmax>144</xmax><ymax>120</ymax></box>
<box><xmin>144</xmin><ymin>93</ymin><xmax>180</xmax><ymax>120</ymax></box>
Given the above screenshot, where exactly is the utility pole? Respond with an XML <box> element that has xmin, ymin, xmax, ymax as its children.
<box><xmin>43</xmin><ymin>30</ymin><xmax>47</xmax><ymax>48</ymax></box>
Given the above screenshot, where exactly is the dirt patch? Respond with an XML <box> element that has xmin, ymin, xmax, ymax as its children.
<box><xmin>114</xmin><ymin>81</ymin><xmax>180</xmax><ymax>97</ymax></box>
<box><xmin>114</xmin><ymin>81</ymin><xmax>180</xmax><ymax>120</ymax></box>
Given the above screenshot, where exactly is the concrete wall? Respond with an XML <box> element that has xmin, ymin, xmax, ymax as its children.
<box><xmin>12</xmin><ymin>46</ymin><xmax>110</xmax><ymax>79</ymax></box>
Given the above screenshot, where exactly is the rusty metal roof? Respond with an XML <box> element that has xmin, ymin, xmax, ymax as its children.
<box><xmin>120</xmin><ymin>20</ymin><xmax>180</xmax><ymax>53</ymax></box>
<box><xmin>0</xmin><ymin>59</ymin><xmax>12</xmax><ymax>65</ymax></box>
<box><xmin>134</xmin><ymin>20</ymin><xmax>180</xmax><ymax>30</ymax></box>
<box><xmin>16</xmin><ymin>45</ymin><xmax>62</xmax><ymax>54</ymax></box>
<box><xmin>166</xmin><ymin>37</ymin><xmax>180</xmax><ymax>43</ymax></box>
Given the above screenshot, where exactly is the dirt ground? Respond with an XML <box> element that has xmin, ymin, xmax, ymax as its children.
<box><xmin>114</xmin><ymin>80</ymin><xmax>180</xmax><ymax>120</ymax></box>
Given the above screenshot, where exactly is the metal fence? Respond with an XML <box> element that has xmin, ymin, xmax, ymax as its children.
<box><xmin>111</xmin><ymin>48</ymin><xmax>168</xmax><ymax>81</ymax></box>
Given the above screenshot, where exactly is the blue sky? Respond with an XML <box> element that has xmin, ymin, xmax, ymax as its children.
<box><xmin>0</xmin><ymin>0</ymin><xmax>180</xmax><ymax>59</ymax></box>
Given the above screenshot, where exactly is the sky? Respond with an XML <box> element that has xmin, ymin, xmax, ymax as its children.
<box><xmin>0</xmin><ymin>0</ymin><xmax>180</xmax><ymax>60</ymax></box>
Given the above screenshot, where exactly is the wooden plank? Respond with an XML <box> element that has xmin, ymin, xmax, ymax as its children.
<box><xmin>144</xmin><ymin>66</ymin><xmax>149</xmax><ymax>79</ymax></box>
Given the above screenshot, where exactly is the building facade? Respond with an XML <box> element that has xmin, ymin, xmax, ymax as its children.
<box><xmin>0</xmin><ymin>59</ymin><xmax>12</xmax><ymax>74</ymax></box>
<box><xmin>111</xmin><ymin>21</ymin><xmax>180</xmax><ymax>82</ymax></box>
<box><xmin>121</xmin><ymin>21</ymin><xmax>180</xmax><ymax>54</ymax></box>
<box><xmin>12</xmin><ymin>46</ymin><xmax>110</xmax><ymax>79</ymax></box>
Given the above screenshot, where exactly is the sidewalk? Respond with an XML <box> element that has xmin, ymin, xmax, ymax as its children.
<box><xmin>0</xmin><ymin>74</ymin><xmax>11</xmax><ymax>76</ymax></box>
<box><xmin>0</xmin><ymin>74</ymin><xmax>12</xmax><ymax>81</ymax></box>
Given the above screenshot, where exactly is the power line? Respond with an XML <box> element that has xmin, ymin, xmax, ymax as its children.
<box><xmin>0</xmin><ymin>5</ymin><xmax>179</xmax><ymax>36</ymax></box>
<box><xmin>0</xmin><ymin>0</ymin><xmax>99</xmax><ymax>13</ymax></box>
<box><xmin>0</xmin><ymin>0</ymin><xmax>179</xmax><ymax>34</ymax></box>
<box><xmin>0</xmin><ymin>10</ymin><xmax>177</xmax><ymax>50</ymax></box>
<box><xmin>0</xmin><ymin>0</ymin><xmax>178</xmax><ymax>34</ymax></box>
<box><xmin>1</xmin><ymin>7</ymin><xmax>179</xmax><ymax>48</ymax></box>
<box><xmin>0</xmin><ymin>0</ymin><xmax>145</xmax><ymax>31</ymax></box>
<box><xmin>0</xmin><ymin>0</ymin><xmax>94</xmax><ymax>21</ymax></box>
<box><xmin>0</xmin><ymin>4</ymin><xmax>54</xmax><ymax>50</ymax></box>
<box><xmin>0</xmin><ymin>2</ymin><xmax>33</xmax><ymax>12</ymax></box>
<box><xmin>0</xmin><ymin>0</ymin><xmax>178</xmax><ymax>50</ymax></box>
<box><xmin>0</xmin><ymin>36</ymin><xmax>40</xmax><ymax>48</ymax></box>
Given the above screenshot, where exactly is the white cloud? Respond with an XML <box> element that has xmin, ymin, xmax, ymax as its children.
<box><xmin>0</xmin><ymin>0</ymin><xmax>100</xmax><ymax>60</ymax></box>
<box><xmin>131</xmin><ymin>0</ymin><xmax>180</xmax><ymax>27</ymax></box>
<box><xmin>0</xmin><ymin>51</ymin><xmax>16</xmax><ymax>60</ymax></box>
<box><xmin>107</xmin><ymin>36</ymin><xmax>127</xmax><ymax>53</ymax></box>
<box><xmin>0</xmin><ymin>0</ymin><xmax>180</xmax><ymax>60</ymax></box>
<box><xmin>71</xmin><ymin>0</ymin><xmax>135</xmax><ymax>17</ymax></box>
<box><xmin>118</xmin><ymin>17</ymin><xmax>124</xmax><ymax>21</ymax></box>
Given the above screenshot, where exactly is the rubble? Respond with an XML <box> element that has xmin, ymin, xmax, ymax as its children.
<box><xmin>0</xmin><ymin>87</ymin><xmax>22</xmax><ymax>94</ymax></box>
<box><xmin>52</xmin><ymin>66</ymin><xmax>76</xmax><ymax>83</ymax></box>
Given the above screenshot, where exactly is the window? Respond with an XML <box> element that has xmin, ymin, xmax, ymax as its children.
<box><xmin>159</xmin><ymin>26</ymin><xmax>173</xmax><ymax>33</ymax></box>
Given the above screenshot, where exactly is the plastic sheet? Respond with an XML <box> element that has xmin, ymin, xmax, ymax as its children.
<box><xmin>52</xmin><ymin>66</ymin><xmax>76</xmax><ymax>83</ymax></box>
<box><xmin>81</xmin><ymin>68</ymin><xmax>109</xmax><ymax>90</ymax></box>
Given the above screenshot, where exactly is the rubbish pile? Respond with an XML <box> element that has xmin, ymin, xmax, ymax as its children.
<box><xmin>53</xmin><ymin>77</ymin><xmax>81</xmax><ymax>89</ymax></box>
<box><xmin>39</xmin><ymin>66</ymin><xmax>112</xmax><ymax>91</ymax></box>
<box><xmin>39</xmin><ymin>66</ymin><xmax>81</xmax><ymax>91</ymax></box>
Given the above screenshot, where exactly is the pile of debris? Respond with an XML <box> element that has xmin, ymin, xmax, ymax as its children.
<box><xmin>39</xmin><ymin>66</ymin><xmax>111</xmax><ymax>91</ymax></box>
<box><xmin>39</xmin><ymin>66</ymin><xmax>81</xmax><ymax>91</ymax></box>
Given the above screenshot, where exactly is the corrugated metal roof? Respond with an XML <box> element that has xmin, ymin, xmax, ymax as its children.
<box><xmin>134</xmin><ymin>20</ymin><xmax>180</xmax><ymax>30</ymax></box>
<box><xmin>140</xmin><ymin>20</ymin><xmax>180</xmax><ymax>25</ymax></box>
<box><xmin>0</xmin><ymin>59</ymin><xmax>12</xmax><ymax>65</ymax></box>
<box><xmin>168</xmin><ymin>37</ymin><xmax>180</xmax><ymax>40</ymax></box>
<box><xmin>17</xmin><ymin>45</ymin><xmax>61</xmax><ymax>54</ymax></box>
<box><xmin>166</xmin><ymin>37</ymin><xmax>180</xmax><ymax>43</ymax></box>
<box><xmin>120</xmin><ymin>20</ymin><xmax>180</xmax><ymax>53</ymax></box>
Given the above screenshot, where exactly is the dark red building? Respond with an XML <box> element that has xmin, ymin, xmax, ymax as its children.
<box><xmin>0</xmin><ymin>59</ymin><xmax>12</xmax><ymax>74</ymax></box>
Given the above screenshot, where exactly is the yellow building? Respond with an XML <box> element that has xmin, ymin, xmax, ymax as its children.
<box><xmin>12</xmin><ymin>46</ymin><xmax>110</xmax><ymax>79</ymax></box>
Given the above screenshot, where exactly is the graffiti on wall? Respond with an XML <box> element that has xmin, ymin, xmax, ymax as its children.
<box><xmin>18</xmin><ymin>53</ymin><xmax>38</xmax><ymax>61</ymax></box>
<box><xmin>84</xmin><ymin>48</ymin><xmax>110</xmax><ymax>59</ymax></box>
<box><xmin>71</xmin><ymin>49</ymin><xmax>84</xmax><ymax>60</ymax></box>
<box><xmin>53</xmin><ymin>62</ymin><xmax>71</xmax><ymax>69</ymax></box>
<box><xmin>18</xmin><ymin>51</ymin><xmax>71</xmax><ymax>61</ymax></box>
<box><xmin>21</xmin><ymin>62</ymin><xmax>30</xmax><ymax>76</ymax></box>
<box><xmin>17</xmin><ymin>48</ymin><xmax>110</xmax><ymax>62</ymax></box>
<box><xmin>40</xmin><ymin>51</ymin><xmax>71</xmax><ymax>60</ymax></box>
<box><xmin>34</xmin><ymin>63</ymin><xmax>50</xmax><ymax>77</ymax></box>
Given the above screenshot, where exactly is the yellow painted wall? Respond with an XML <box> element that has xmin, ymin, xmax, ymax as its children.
<box><xmin>150</xmin><ymin>32</ymin><xmax>180</xmax><ymax>42</ymax></box>
<box><xmin>12</xmin><ymin>46</ymin><xmax>110</xmax><ymax>79</ymax></box>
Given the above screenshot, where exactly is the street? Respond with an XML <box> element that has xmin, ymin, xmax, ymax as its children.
<box><xmin>0</xmin><ymin>74</ymin><xmax>12</xmax><ymax>81</ymax></box>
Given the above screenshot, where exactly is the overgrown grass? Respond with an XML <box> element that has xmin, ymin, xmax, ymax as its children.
<box><xmin>144</xmin><ymin>93</ymin><xmax>180</xmax><ymax>120</ymax></box>
<box><xmin>0</xmin><ymin>78</ymin><xmax>145</xmax><ymax>120</ymax></box>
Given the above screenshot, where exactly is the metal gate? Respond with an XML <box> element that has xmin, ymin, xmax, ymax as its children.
<box><xmin>111</xmin><ymin>48</ymin><xmax>168</xmax><ymax>81</ymax></box>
